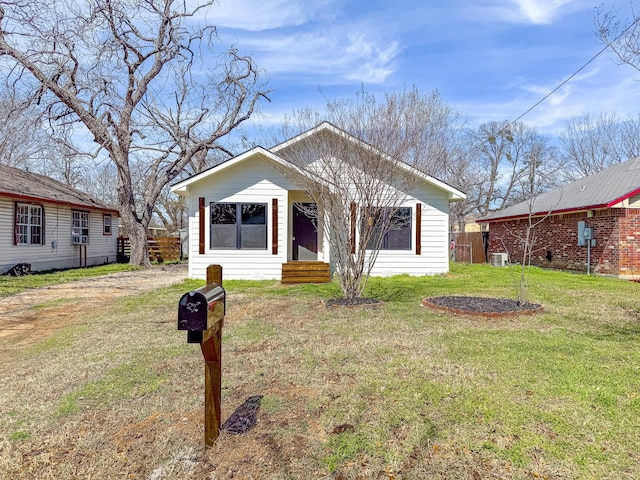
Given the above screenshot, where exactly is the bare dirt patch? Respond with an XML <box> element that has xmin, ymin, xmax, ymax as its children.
<box><xmin>0</xmin><ymin>264</ymin><xmax>188</xmax><ymax>356</ymax></box>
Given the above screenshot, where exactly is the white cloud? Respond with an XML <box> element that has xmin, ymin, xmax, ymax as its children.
<box><xmin>190</xmin><ymin>1</ymin><xmax>401</xmax><ymax>84</ymax></box>
<box><xmin>242</xmin><ymin>28</ymin><xmax>401</xmax><ymax>84</ymax></box>
<box><xmin>468</xmin><ymin>0</ymin><xmax>585</xmax><ymax>25</ymax></box>
<box><xmin>460</xmin><ymin>55</ymin><xmax>640</xmax><ymax>136</ymax></box>
<box><xmin>196</xmin><ymin>0</ymin><xmax>336</xmax><ymax>31</ymax></box>
<box><xmin>510</xmin><ymin>0</ymin><xmax>577</xmax><ymax>24</ymax></box>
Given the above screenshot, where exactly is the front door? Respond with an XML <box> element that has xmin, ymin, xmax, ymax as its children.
<box><xmin>292</xmin><ymin>203</ymin><xmax>318</xmax><ymax>261</ymax></box>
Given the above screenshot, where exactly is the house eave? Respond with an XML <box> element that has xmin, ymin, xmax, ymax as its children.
<box><xmin>606</xmin><ymin>187</ymin><xmax>640</xmax><ymax>208</ymax></box>
<box><xmin>1</xmin><ymin>191</ymin><xmax>119</xmax><ymax>215</ymax></box>
<box><xmin>477</xmin><ymin>203</ymin><xmax>611</xmax><ymax>223</ymax></box>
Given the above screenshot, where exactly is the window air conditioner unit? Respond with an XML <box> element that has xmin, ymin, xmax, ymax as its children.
<box><xmin>490</xmin><ymin>252</ymin><xmax>508</xmax><ymax>267</ymax></box>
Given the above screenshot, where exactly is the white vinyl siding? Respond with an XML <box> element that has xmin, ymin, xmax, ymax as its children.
<box><xmin>0</xmin><ymin>197</ymin><xmax>119</xmax><ymax>273</ymax></box>
<box><xmin>186</xmin><ymin>156</ymin><xmax>296</xmax><ymax>280</ymax></box>
<box><xmin>181</xmin><ymin>154</ymin><xmax>454</xmax><ymax>279</ymax></box>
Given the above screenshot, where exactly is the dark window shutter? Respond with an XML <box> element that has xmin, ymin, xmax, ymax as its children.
<box><xmin>13</xmin><ymin>202</ymin><xmax>17</xmax><ymax>245</ymax></box>
<box><xmin>416</xmin><ymin>203</ymin><xmax>421</xmax><ymax>255</ymax></box>
<box><xmin>41</xmin><ymin>205</ymin><xmax>46</xmax><ymax>246</ymax></box>
<box><xmin>272</xmin><ymin>198</ymin><xmax>278</xmax><ymax>255</ymax></box>
<box><xmin>199</xmin><ymin>197</ymin><xmax>205</xmax><ymax>255</ymax></box>
<box><xmin>350</xmin><ymin>202</ymin><xmax>356</xmax><ymax>254</ymax></box>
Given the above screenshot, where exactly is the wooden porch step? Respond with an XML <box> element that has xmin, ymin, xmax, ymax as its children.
<box><xmin>281</xmin><ymin>261</ymin><xmax>331</xmax><ymax>284</ymax></box>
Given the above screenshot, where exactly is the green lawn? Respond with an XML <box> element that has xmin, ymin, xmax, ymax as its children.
<box><xmin>1</xmin><ymin>263</ymin><xmax>639</xmax><ymax>479</ymax></box>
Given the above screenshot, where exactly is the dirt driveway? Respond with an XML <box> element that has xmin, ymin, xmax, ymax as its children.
<box><xmin>0</xmin><ymin>264</ymin><xmax>188</xmax><ymax>356</ymax></box>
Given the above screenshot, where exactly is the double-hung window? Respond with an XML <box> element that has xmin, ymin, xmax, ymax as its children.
<box><xmin>210</xmin><ymin>203</ymin><xmax>267</xmax><ymax>249</ymax></box>
<box><xmin>364</xmin><ymin>206</ymin><xmax>412</xmax><ymax>250</ymax></box>
<box><xmin>103</xmin><ymin>214</ymin><xmax>112</xmax><ymax>235</ymax></box>
<box><xmin>15</xmin><ymin>203</ymin><xmax>43</xmax><ymax>245</ymax></box>
<box><xmin>71</xmin><ymin>211</ymin><xmax>90</xmax><ymax>244</ymax></box>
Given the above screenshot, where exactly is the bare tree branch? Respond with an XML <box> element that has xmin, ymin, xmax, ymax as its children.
<box><xmin>0</xmin><ymin>0</ymin><xmax>269</xmax><ymax>265</ymax></box>
<box><xmin>273</xmin><ymin>87</ymin><xmax>460</xmax><ymax>299</ymax></box>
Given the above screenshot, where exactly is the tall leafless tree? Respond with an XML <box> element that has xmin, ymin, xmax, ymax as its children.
<box><xmin>468</xmin><ymin>120</ymin><xmax>559</xmax><ymax>217</ymax></box>
<box><xmin>274</xmin><ymin>87</ymin><xmax>463</xmax><ymax>299</ymax></box>
<box><xmin>560</xmin><ymin>113</ymin><xmax>624</xmax><ymax>179</ymax></box>
<box><xmin>0</xmin><ymin>0</ymin><xmax>269</xmax><ymax>265</ymax></box>
<box><xmin>0</xmin><ymin>94</ymin><xmax>53</xmax><ymax>168</ymax></box>
<box><xmin>559</xmin><ymin>112</ymin><xmax>640</xmax><ymax>180</ymax></box>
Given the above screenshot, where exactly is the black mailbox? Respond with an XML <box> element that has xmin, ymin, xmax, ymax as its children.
<box><xmin>178</xmin><ymin>283</ymin><xmax>225</xmax><ymax>343</ymax></box>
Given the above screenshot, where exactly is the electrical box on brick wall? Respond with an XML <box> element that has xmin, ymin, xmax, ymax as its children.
<box><xmin>578</xmin><ymin>221</ymin><xmax>595</xmax><ymax>247</ymax></box>
<box><xmin>583</xmin><ymin>227</ymin><xmax>593</xmax><ymax>240</ymax></box>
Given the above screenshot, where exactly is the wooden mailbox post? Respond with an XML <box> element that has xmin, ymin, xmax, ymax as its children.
<box><xmin>178</xmin><ymin>264</ymin><xmax>224</xmax><ymax>447</ymax></box>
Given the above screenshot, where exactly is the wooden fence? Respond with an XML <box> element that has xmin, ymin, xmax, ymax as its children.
<box><xmin>451</xmin><ymin>231</ymin><xmax>487</xmax><ymax>264</ymax></box>
<box><xmin>117</xmin><ymin>236</ymin><xmax>181</xmax><ymax>263</ymax></box>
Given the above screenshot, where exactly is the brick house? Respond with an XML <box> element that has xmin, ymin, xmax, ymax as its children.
<box><xmin>477</xmin><ymin>156</ymin><xmax>640</xmax><ymax>277</ymax></box>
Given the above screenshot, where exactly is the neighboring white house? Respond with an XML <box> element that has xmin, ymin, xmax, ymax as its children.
<box><xmin>1</xmin><ymin>164</ymin><xmax>119</xmax><ymax>273</ymax></box>
<box><xmin>170</xmin><ymin>122</ymin><xmax>466</xmax><ymax>280</ymax></box>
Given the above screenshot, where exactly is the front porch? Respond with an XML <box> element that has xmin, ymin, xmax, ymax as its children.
<box><xmin>281</xmin><ymin>261</ymin><xmax>331</xmax><ymax>284</ymax></box>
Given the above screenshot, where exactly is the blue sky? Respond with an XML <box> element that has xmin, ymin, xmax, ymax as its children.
<box><xmin>206</xmin><ymin>0</ymin><xmax>640</xmax><ymax>137</ymax></box>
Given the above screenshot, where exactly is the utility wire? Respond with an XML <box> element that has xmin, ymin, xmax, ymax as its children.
<box><xmin>511</xmin><ymin>15</ymin><xmax>640</xmax><ymax>125</ymax></box>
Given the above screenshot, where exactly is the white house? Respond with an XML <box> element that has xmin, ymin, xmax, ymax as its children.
<box><xmin>1</xmin><ymin>164</ymin><xmax>119</xmax><ymax>273</ymax></box>
<box><xmin>170</xmin><ymin>122</ymin><xmax>466</xmax><ymax>281</ymax></box>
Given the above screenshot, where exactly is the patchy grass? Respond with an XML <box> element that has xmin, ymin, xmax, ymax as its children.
<box><xmin>0</xmin><ymin>263</ymin><xmax>143</xmax><ymax>297</ymax></box>
<box><xmin>2</xmin><ymin>263</ymin><xmax>640</xmax><ymax>479</ymax></box>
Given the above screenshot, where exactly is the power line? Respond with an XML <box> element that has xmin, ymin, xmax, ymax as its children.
<box><xmin>511</xmin><ymin>15</ymin><xmax>640</xmax><ymax>125</ymax></box>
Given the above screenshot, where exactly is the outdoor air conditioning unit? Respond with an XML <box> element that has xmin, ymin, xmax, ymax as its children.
<box><xmin>490</xmin><ymin>252</ymin><xmax>508</xmax><ymax>267</ymax></box>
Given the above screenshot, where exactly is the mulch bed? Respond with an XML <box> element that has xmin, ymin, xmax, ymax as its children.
<box><xmin>422</xmin><ymin>295</ymin><xmax>543</xmax><ymax>318</ymax></box>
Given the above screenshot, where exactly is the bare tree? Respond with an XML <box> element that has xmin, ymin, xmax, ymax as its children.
<box><xmin>490</xmin><ymin>157</ymin><xmax>562</xmax><ymax>303</ymax></box>
<box><xmin>514</xmin><ymin>151</ymin><xmax>562</xmax><ymax>303</ymax></box>
<box><xmin>559</xmin><ymin>112</ymin><xmax>640</xmax><ymax>180</ymax></box>
<box><xmin>466</xmin><ymin>120</ymin><xmax>558</xmax><ymax>218</ymax></box>
<box><xmin>274</xmin><ymin>87</ymin><xmax>461</xmax><ymax>299</ymax></box>
<box><xmin>154</xmin><ymin>187</ymin><xmax>188</xmax><ymax>235</ymax></box>
<box><xmin>619</xmin><ymin>114</ymin><xmax>640</xmax><ymax>159</ymax></box>
<box><xmin>0</xmin><ymin>94</ymin><xmax>53</xmax><ymax>168</ymax></box>
<box><xmin>559</xmin><ymin>113</ymin><xmax>624</xmax><ymax>180</ymax></box>
<box><xmin>598</xmin><ymin>3</ymin><xmax>640</xmax><ymax>74</ymax></box>
<box><xmin>0</xmin><ymin>0</ymin><xmax>269</xmax><ymax>266</ymax></box>
<box><xmin>80</xmin><ymin>161</ymin><xmax>120</xmax><ymax>208</ymax></box>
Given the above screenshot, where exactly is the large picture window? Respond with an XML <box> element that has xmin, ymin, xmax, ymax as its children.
<box><xmin>364</xmin><ymin>207</ymin><xmax>412</xmax><ymax>250</ymax></box>
<box><xmin>72</xmin><ymin>211</ymin><xmax>90</xmax><ymax>244</ymax></box>
<box><xmin>210</xmin><ymin>203</ymin><xmax>267</xmax><ymax>249</ymax></box>
<box><xmin>15</xmin><ymin>203</ymin><xmax>43</xmax><ymax>245</ymax></box>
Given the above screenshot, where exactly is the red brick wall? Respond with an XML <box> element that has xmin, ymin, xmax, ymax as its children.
<box><xmin>618</xmin><ymin>209</ymin><xmax>640</xmax><ymax>276</ymax></box>
<box><xmin>486</xmin><ymin>209</ymin><xmax>625</xmax><ymax>275</ymax></box>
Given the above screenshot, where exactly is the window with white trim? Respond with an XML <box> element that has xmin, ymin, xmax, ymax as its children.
<box><xmin>15</xmin><ymin>203</ymin><xmax>43</xmax><ymax>245</ymax></box>
<box><xmin>210</xmin><ymin>203</ymin><xmax>267</xmax><ymax>249</ymax></box>
<box><xmin>103</xmin><ymin>214</ymin><xmax>112</xmax><ymax>235</ymax></box>
<box><xmin>72</xmin><ymin>211</ymin><xmax>90</xmax><ymax>244</ymax></box>
<box><xmin>364</xmin><ymin>206</ymin><xmax>412</xmax><ymax>250</ymax></box>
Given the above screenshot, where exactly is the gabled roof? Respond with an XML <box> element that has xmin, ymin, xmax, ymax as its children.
<box><xmin>272</xmin><ymin>121</ymin><xmax>465</xmax><ymax>201</ymax></box>
<box><xmin>170</xmin><ymin>146</ymin><xmax>295</xmax><ymax>194</ymax></box>
<box><xmin>478</xmin><ymin>156</ymin><xmax>640</xmax><ymax>223</ymax></box>
<box><xmin>171</xmin><ymin>122</ymin><xmax>466</xmax><ymax>202</ymax></box>
<box><xmin>0</xmin><ymin>164</ymin><xmax>118</xmax><ymax>213</ymax></box>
